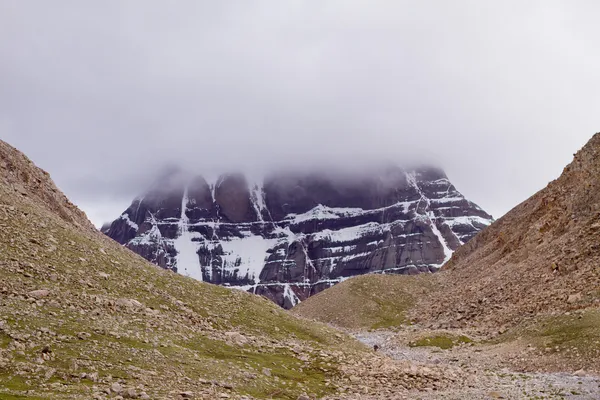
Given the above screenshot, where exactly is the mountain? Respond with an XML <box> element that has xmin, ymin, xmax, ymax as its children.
<box><xmin>295</xmin><ymin>133</ymin><xmax>600</xmax><ymax>374</ymax></box>
<box><xmin>103</xmin><ymin>165</ymin><xmax>492</xmax><ymax>308</ymax></box>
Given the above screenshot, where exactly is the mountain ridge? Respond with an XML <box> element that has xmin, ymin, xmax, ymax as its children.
<box><xmin>103</xmin><ymin>165</ymin><xmax>493</xmax><ymax>308</ymax></box>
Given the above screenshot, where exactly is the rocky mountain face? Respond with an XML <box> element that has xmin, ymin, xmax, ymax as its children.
<box><xmin>103</xmin><ymin>165</ymin><xmax>492</xmax><ymax>308</ymax></box>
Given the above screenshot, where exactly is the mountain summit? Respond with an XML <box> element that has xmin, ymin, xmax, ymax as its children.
<box><xmin>104</xmin><ymin>165</ymin><xmax>492</xmax><ymax>307</ymax></box>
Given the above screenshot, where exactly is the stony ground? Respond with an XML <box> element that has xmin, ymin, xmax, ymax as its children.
<box><xmin>348</xmin><ymin>328</ymin><xmax>600</xmax><ymax>400</ymax></box>
<box><xmin>414</xmin><ymin>133</ymin><xmax>600</xmax><ymax>333</ymax></box>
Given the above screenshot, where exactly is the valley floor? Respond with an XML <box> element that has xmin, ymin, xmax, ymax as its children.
<box><xmin>334</xmin><ymin>328</ymin><xmax>600</xmax><ymax>400</ymax></box>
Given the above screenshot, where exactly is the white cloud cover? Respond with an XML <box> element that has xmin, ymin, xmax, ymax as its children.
<box><xmin>1</xmin><ymin>0</ymin><xmax>599</xmax><ymax>227</ymax></box>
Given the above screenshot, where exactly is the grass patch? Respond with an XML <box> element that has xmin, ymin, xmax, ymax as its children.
<box><xmin>494</xmin><ymin>308</ymin><xmax>600</xmax><ymax>371</ymax></box>
<box><xmin>538</xmin><ymin>312</ymin><xmax>600</xmax><ymax>350</ymax></box>
<box><xmin>498</xmin><ymin>308</ymin><xmax>600</xmax><ymax>352</ymax></box>
<box><xmin>0</xmin><ymin>331</ymin><xmax>11</xmax><ymax>348</ymax></box>
<box><xmin>174</xmin><ymin>335</ymin><xmax>340</xmax><ymax>399</ymax></box>
<box><xmin>293</xmin><ymin>274</ymin><xmax>439</xmax><ymax>330</ymax></box>
<box><xmin>0</xmin><ymin>394</ymin><xmax>47</xmax><ymax>400</ymax></box>
<box><xmin>409</xmin><ymin>334</ymin><xmax>473</xmax><ymax>350</ymax></box>
<box><xmin>0</xmin><ymin>373</ymin><xmax>47</xmax><ymax>399</ymax></box>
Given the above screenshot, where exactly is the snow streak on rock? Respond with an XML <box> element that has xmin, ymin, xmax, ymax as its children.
<box><xmin>174</xmin><ymin>185</ymin><xmax>203</xmax><ymax>281</ymax></box>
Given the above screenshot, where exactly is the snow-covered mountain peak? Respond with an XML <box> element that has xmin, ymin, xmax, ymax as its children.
<box><xmin>104</xmin><ymin>165</ymin><xmax>493</xmax><ymax>308</ymax></box>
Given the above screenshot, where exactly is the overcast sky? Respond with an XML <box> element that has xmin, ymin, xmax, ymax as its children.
<box><xmin>1</xmin><ymin>1</ymin><xmax>599</xmax><ymax>227</ymax></box>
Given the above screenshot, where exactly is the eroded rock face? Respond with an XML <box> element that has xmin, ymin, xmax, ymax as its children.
<box><xmin>103</xmin><ymin>165</ymin><xmax>493</xmax><ymax>308</ymax></box>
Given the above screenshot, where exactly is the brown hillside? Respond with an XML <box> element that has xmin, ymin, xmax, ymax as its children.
<box><xmin>0</xmin><ymin>140</ymin><xmax>95</xmax><ymax>231</ymax></box>
<box><xmin>413</xmin><ymin>133</ymin><xmax>600</xmax><ymax>331</ymax></box>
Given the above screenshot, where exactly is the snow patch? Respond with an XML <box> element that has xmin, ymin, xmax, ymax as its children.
<box><xmin>120</xmin><ymin>213</ymin><xmax>139</xmax><ymax>231</ymax></box>
<box><xmin>313</xmin><ymin>222</ymin><xmax>385</xmax><ymax>243</ymax></box>
<box><xmin>431</xmin><ymin>197</ymin><xmax>465</xmax><ymax>203</ymax></box>
<box><xmin>128</xmin><ymin>214</ymin><xmax>163</xmax><ymax>246</ymax></box>
<box><xmin>406</xmin><ymin>171</ymin><xmax>454</xmax><ymax>267</ymax></box>
<box><xmin>174</xmin><ymin>186</ymin><xmax>203</xmax><ymax>281</ymax></box>
<box><xmin>283</xmin><ymin>284</ymin><xmax>300</xmax><ymax>307</ymax></box>
<box><xmin>287</xmin><ymin>204</ymin><xmax>365</xmax><ymax>223</ymax></box>
<box><xmin>208</xmin><ymin>234</ymin><xmax>280</xmax><ymax>282</ymax></box>
<box><xmin>444</xmin><ymin>215</ymin><xmax>493</xmax><ymax>227</ymax></box>
<box><xmin>427</xmin><ymin>211</ymin><xmax>453</xmax><ymax>265</ymax></box>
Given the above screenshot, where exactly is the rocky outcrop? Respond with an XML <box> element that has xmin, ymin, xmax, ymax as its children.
<box><xmin>103</xmin><ymin>165</ymin><xmax>492</xmax><ymax>308</ymax></box>
<box><xmin>0</xmin><ymin>140</ymin><xmax>95</xmax><ymax>231</ymax></box>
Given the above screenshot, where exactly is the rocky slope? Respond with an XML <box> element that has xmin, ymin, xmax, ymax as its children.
<box><xmin>103</xmin><ymin>165</ymin><xmax>492</xmax><ymax>308</ymax></box>
<box><xmin>0</xmin><ymin>140</ymin><xmax>95</xmax><ymax>231</ymax></box>
<box><xmin>0</xmin><ymin>139</ymin><xmax>464</xmax><ymax>399</ymax></box>
<box><xmin>414</xmin><ymin>132</ymin><xmax>600</xmax><ymax>332</ymax></box>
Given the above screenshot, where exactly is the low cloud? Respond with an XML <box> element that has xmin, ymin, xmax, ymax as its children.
<box><xmin>1</xmin><ymin>1</ymin><xmax>599</xmax><ymax>226</ymax></box>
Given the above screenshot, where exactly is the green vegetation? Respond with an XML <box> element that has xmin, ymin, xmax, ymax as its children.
<box><xmin>409</xmin><ymin>334</ymin><xmax>473</xmax><ymax>350</ymax></box>
<box><xmin>351</xmin><ymin>277</ymin><xmax>413</xmax><ymax>330</ymax></box>
<box><xmin>495</xmin><ymin>308</ymin><xmax>600</xmax><ymax>368</ymax></box>
<box><xmin>293</xmin><ymin>273</ymin><xmax>439</xmax><ymax>330</ymax></box>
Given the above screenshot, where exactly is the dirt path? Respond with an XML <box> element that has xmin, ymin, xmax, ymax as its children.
<box><xmin>352</xmin><ymin>330</ymin><xmax>600</xmax><ymax>400</ymax></box>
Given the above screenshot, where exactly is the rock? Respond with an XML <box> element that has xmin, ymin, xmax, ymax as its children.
<box><xmin>111</xmin><ymin>382</ymin><xmax>123</xmax><ymax>394</ymax></box>
<box><xmin>179</xmin><ymin>391</ymin><xmax>194</xmax><ymax>399</ymax></box>
<box><xmin>117</xmin><ymin>298</ymin><xmax>142</xmax><ymax>308</ymax></box>
<box><xmin>567</xmin><ymin>293</ymin><xmax>582</xmax><ymax>303</ymax></box>
<box><xmin>574</xmin><ymin>369</ymin><xmax>586</xmax><ymax>377</ymax></box>
<box><xmin>297</xmin><ymin>394</ymin><xmax>310</xmax><ymax>400</ymax></box>
<box><xmin>28</xmin><ymin>289</ymin><xmax>50</xmax><ymax>299</ymax></box>
<box><xmin>123</xmin><ymin>388</ymin><xmax>137</xmax><ymax>398</ymax></box>
<box><xmin>224</xmin><ymin>331</ymin><xmax>248</xmax><ymax>345</ymax></box>
<box><xmin>262</xmin><ymin>367</ymin><xmax>272</xmax><ymax>377</ymax></box>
